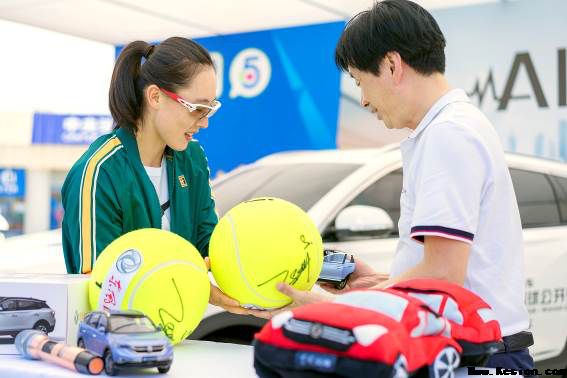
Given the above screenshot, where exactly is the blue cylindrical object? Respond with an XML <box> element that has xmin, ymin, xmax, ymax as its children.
<box><xmin>15</xmin><ymin>329</ymin><xmax>45</xmax><ymax>360</ymax></box>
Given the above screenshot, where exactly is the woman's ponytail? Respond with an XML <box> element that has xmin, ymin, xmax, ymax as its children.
<box><xmin>108</xmin><ymin>40</ymin><xmax>150</xmax><ymax>133</ymax></box>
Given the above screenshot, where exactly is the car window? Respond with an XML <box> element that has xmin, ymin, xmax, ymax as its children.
<box><xmin>97</xmin><ymin>315</ymin><xmax>108</xmax><ymax>330</ymax></box>
<box><xmin>334</xmin><ymin>291</ymin><xmax>409</xmax><ymax>323</ymax></box>
<box><xmin>17</xmin><ymin>300</ymin><xmax>38</xmax><ymax>310</ymax></box>
<box><xmin>510</xmin><ymin>169</ymin><xmax>561</xmax><ymax>228</ymax></box>
<box><xmin>213</xmin><ymin>164</ymin><xmax>360</xmax><ymax>216</ymax></box>
<box><xmin>323</xmin><ymin>169</ymin><xmax>402</xmax><ymax>241</ymax></box>
<box><xmin>550</xmin><ymin>175</ymin><xmax>567</xmax><ymax>223</ymax></box>
<box><xmin>88</xmin><ymin>313</ymin><xmax>101</xmax><ymax>328</ymax></box>
<box><xmin>109</xmin><ymin>315</ymin><xmax>156</xmax><ymax>334</ymax></box>
<box><xmin>0</xmin><ymin>300</ymin><xmax>17</xmax><ymax>311</ymax></box>
<box><xmin>346</xmin><ymin>169</ymin><xmax>403</xmax><ymax>233</ymax></box>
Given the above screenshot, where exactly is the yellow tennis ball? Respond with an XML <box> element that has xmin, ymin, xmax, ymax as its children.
<box><xmin>209</xmin><ymin>197</ymin><xmax>323</xmax><ymax>310</ymax></box>
<box><xmin>88</xmin><ymin>228</ymin><xmax>210</xmax><ymax>344</ymax></box>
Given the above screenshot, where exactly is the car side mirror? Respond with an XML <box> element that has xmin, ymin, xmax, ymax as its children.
<box><xmin>156</xmin><ymin>325</ymin><xmax>163</xmax><ymax>332</ymax></box>
<box><xmin>334</xmin><ymin>205</ymin><xmax>394</xmax><ymax>241</ymax></box>
<box><xmin>97</xmin><ymin>326</ymin><xmax>105</xmax><ymax>333</ymax></box>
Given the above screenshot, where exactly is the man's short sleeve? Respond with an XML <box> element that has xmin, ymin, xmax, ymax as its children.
<box><xmin>410</xmin><ymin>123</ymin><xmax>491</xmax><ymax>245</ymax></box>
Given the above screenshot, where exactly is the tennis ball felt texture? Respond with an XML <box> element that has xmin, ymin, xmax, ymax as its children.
<box><xmin>209</xmin><ymin>197</ymin><xmax>323</xmax><ymax>309</ymax></box>
<box><xmin>89</xmin><ymin>228</ymin><xmax>210</xmax><ymax>344</ymax></box>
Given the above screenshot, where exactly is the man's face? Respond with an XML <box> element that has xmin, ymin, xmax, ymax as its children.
<box><xmin>349</xmin><ymin>62</ymin><xmax>401</xmax><ymax>130</ymax></box>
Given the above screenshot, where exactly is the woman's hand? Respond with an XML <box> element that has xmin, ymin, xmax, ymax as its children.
<box><xmin>318</xmin><ymin>257</ymin><xmax>388</xmax><ymax>294</ymax></box>
<box><xmin>204</xmin><ymin>257</ymin><xmax>249</xmax><ymax>315</ymax></box>
<box><xmin>247</xmin><ymin>282</ymin><xmax>335</xmax><ymax>320</ymax></box>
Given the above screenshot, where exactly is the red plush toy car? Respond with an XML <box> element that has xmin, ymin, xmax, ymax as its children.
<box><xmin>390</xmin><ymin>279</ymin><xmax>502</xmax><ymax>367</ymax></box>
<box><xmin>255</xmin><ymin>289</ymin><xmax>461</xmax><ymax>377</ymax></box>
<box><xmin>254</xmin><ymin>279</ymin><xmax>502</xmax><ymax>378</ymax></box>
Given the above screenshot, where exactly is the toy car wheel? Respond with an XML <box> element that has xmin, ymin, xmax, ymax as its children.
<box><xmin>33</xmin><ymin>321</ymin><xmax>49</xmax><ymax>333</ymax></box>
<box><xmin>391</xmin><ymin>354</ymin><xmax>408</xmax><ymax>378</ymax></box>
<box><xmin>336</xmin><ymin>275</ymin><xmax>350</xmax><ymax>290</ymax></box>
<box><xmin>104</xmin><ymin>349</ymin><xmax>118</xmax><ymax>376</ymax></box>
<box><xmin>158</xmin><ymin>364</ymin><xmax>171</xmax><ymax>374</ymax></box>
<box><xmin>77</xmin><ymin>338</ymin><xmax>85</xmax><ymax>349</ymax></box>
<box><xmin>429</xmin><ymin>346</ymin><xmax>460</xmax><ymax>378</ymax></box>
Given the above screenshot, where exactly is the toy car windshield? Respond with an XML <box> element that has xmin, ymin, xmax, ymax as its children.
<box><xmin>108</xmin><ymin>315</ymin><xmax>157</xmax><ymax>334</ymax></box>
<box><xmin>324</xmin><ymin>252</ymin><xmax>353</xmax><ymax>263</ymax></box>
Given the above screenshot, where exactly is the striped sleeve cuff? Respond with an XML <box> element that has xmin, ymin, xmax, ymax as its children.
<box><xmin>410</xmin><ymin>226</ymin><xmax>474</xmax><ymax>245</ymax></box>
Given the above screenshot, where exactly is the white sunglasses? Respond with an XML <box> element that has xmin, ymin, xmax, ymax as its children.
<box><xmin>160</xmin><ymin>88</ymin><xmax>221</xmax><ymax>119</ymax></box>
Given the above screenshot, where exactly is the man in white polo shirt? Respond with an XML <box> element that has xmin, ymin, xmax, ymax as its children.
<box><xmin>249</xmin><ymin>0</ymin><xmax>534</xmax><ymax>370</ymax></box>
<box><xmin>390</xmin><ymin>89</ymin><xmax>533</xmax><ymax>356</ymax></box>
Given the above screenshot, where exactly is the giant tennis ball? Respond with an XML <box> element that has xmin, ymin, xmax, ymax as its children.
<box><xmin>88</xmin><ymin>228</ymin><xmax>210</xmax><ymax>344</ymax></box>
<box><xmin>209</xmin><ymin>197</ymin><xmax>323</xmax><ymax>310</ymax></box>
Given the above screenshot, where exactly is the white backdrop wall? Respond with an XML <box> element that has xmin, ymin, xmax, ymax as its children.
<box><xmin>0</xmin><ymin>19</ymin><xmax>114</xmax><ymax>115</ymax></box>
<box><xmin>438</xmin><ymin>0</ymin><xmax>567</xmax><ymax>161</ymax></box>
<box><xmin>339</xmin><ymin>0</ymin><xmax>567</xmax><ymax>162</ymax></box>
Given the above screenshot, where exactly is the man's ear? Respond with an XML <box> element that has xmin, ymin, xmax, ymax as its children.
<box><xmin>385</xmin><ymin>51</ymin><xmax>403</xmax><ymax>85</ymax></box>
<box><xmin>145</xmin><ymin>84</ymin><xmax>161</xmax><ymax>110</ymax></box>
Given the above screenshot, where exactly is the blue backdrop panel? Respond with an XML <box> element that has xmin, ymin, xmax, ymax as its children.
<box><xmin>116</xmin><ymin>21</ymin><xmax>344</xmax><ymax>175</ymax></box>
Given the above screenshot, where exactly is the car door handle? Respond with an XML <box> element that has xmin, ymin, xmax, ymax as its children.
<box><xmin>11</xmin><ymin>315</ymin><xmax>17</xmax><ymax>317</ymax></box>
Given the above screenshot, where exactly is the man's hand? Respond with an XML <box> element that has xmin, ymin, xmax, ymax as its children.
<box><xmin>247</xmin><ymin>283</ymin><xmax>334</xmax><ymax>320</ymax></box>
<box><xmin>319</xmin><ymin>257</ymin><xmax>388</xmax><ymax>293</ymax></box>
<box><xmin>204</xmin><ymin>257</ymin><xmax>249</xmax><ymax>315</ymax></box>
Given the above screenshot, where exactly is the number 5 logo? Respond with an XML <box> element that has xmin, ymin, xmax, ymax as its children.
<box><xmin>242</xmin><ymin>56</ymin><xmax>260</xmax><ymax>89</ymax></box>
<box><xmin>229</xmin><ymin>48</ymin><xmax>272</xmax><ymax>98</ymax></box>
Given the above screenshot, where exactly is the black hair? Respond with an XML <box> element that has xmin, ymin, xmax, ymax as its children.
<box><xmin>109</xmin><ymin>37</ymin><xmax>213</xmax><ymax>133</ymax></box>
<box><xmin>335</xmin><ymin>0</ymin><xmax>446</xmax><ymax>76</ymax></box>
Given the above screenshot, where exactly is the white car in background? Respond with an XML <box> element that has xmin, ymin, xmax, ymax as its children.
<box><xmin>201</xmin><ymin>145</ymin><xmax>567</xmax><ymax>371</ymax></box>
<box><xmin>0</xmin><ymin>214</ymin><xmax>9</xmax><ymax>240</ymax></box>
<box><xmin>1</xmin><ymin>145</ymin><xmax>566</xmax><ymax>371</ymax></box>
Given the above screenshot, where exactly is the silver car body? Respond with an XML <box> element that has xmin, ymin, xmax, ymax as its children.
<box><xmin>0</xmin><ymin>297</ymin><xmax>56</xmax><ymax>336</ymax></box>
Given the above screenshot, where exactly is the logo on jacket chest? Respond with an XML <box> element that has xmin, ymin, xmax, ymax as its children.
<box><xmin>178</xmin><ymin>175</ymin><xmax>188</xmax><ymax>188</ymax></box>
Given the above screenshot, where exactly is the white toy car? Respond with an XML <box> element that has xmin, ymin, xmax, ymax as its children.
<box><xmin>317</xmin><ymin>250</ymin><xmax>356</xmax><ymax>290</ymax></box>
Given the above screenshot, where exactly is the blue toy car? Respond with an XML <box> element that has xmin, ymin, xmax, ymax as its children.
<box><xmin>317</xmin><ymin>249</ymin><xmax>356</xmax><ymax>290</ymax></box>
<box><xmin>77</xmin><ymin>310</ymin><xmax>173</xmax><ymax>376</ymax></box>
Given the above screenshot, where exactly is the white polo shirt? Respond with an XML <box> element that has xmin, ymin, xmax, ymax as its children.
<box><xmin>390</xmin><ymin>88</ymin><xmax>529</xmax><ymax>336</ymax></box>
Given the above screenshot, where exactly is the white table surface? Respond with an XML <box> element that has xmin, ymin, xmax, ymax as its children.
<box><xmin>0</xmin><ymin>340</ymin><xmax>256</xmax><ymax>378</ymax></box>
<box><xmin>0</xmin><ymin>338</ymin><xmax>501</xmax><ymax>378</ymax></box>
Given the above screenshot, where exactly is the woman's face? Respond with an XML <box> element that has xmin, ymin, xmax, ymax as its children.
<box><xmin>153</xmin><ymin>65</ymin><xmax>217</xmax><ymax>151</ymax></box>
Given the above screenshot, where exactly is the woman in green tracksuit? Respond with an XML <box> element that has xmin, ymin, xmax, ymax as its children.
<box><xmin>62</xmin><ymin>37</ymin><xmax>243</xmax><ymax>314</ymax></box>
